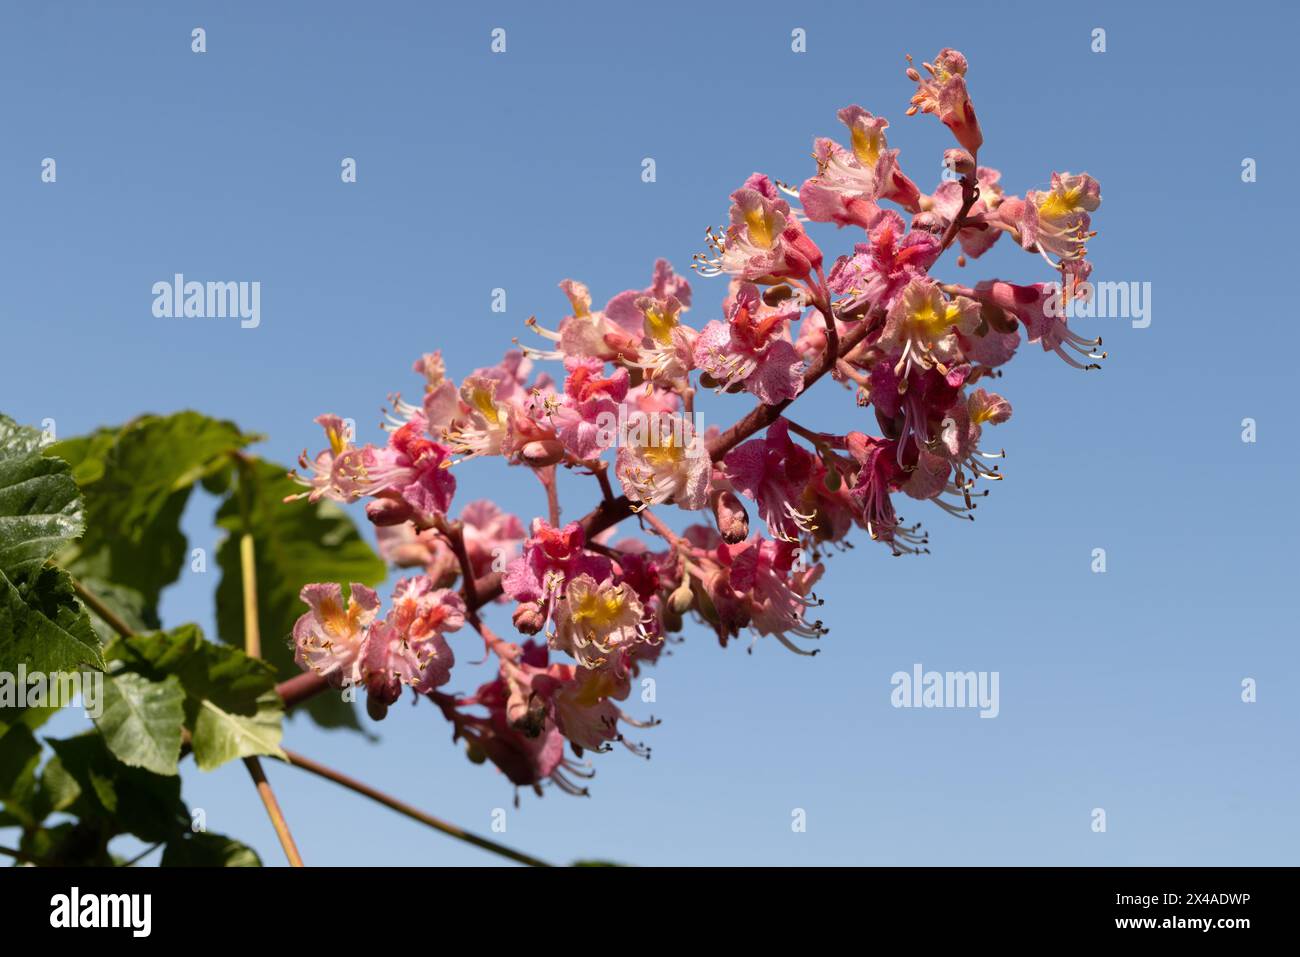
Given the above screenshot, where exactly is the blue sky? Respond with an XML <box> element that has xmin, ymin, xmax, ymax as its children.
<box><xmin>2</xmin><ymin>0</ymin><xmax>1297</xmax><ymax>865</ymax></box>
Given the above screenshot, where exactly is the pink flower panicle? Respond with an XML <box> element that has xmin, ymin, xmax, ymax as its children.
<box><xmin>289</xmin><ymin>48</ymin><xmax>1104</xmax><ymax>798</ymax></box>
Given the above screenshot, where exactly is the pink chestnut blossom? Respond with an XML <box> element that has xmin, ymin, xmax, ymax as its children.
<box><xmin>699</xmin><ymin>174</ymin><xmax>823</xmax><ymax>284</ymax></box>
<box><xmin>293</xmin><ymin>577</ymin><xmax>464</xmax><ymax>717</ymax></box>
<box><xmin>614</xmin><ymin>412</ymin><xmax>711</xmax><ymax>511</ymax></box>
<box><xmin>553</xmin><ymin>574</ymin><xmax>648</xmax><ymax>670</ymax></box>
<box><xmin>694</xmin><ymin>283</ymin><xmax>805</xmax><ymax>405</ymax></box>
<box><xmin>454</xmin><ymin>669</ymin><xmax>572</xmax><ymax>793</ymax></box>
<box><xmin>444</xmin><ymin>350</ymin><xmax>555</xmax><ymax>464</ymax></box>
<box><xmin>412</xmin><ymin>350</ymin><xmax>460</xmax><ymax>433</ymax></box>
<box><xmin>962</xmin><ymin>279</ymin><xmax>1105</xmax><ymax>370</ymax></box>
<box><xmin>362</xmin><ymin>577</ymin><xmax>465</xmax><ymax>706</ymax></box>
<box><xmin>283</xmin><ymin>46</ymin><xmax>1109</xmax><ymax>799</ymax></box>
<box><xmin>722</xmin><ymin>419</ymin><xmax>818</xmax><ymax>542</ymax></box>
<box><xmin>827</xmin><ymin>211</ymin><xmax>940</xmax><ymax>316</ymax></box>
<box><xmin>459</xmin><ymin>500</ymin><xmax>525</xmax><ymax>582</ymax></box>
<box><xmin>292</xmin><ymin>582</ymin><xmax>381</xmax><ymax>687</ymax></box>
<box><xmin>1019</xmin><ymin>172</ymin><xmax>1101</xmax><ymax>264</ymax></box>
<box><xmin>878</xmin><ymin>276</ymin><xmax>981</xmax><ymax>378</ymax></box>
<box><xmin>800</xmin><ymin>106</ymin><xmax>922</xmax><ymax>229</ymax></box>
<box><xmin>906</xmin><ymin>48</ymin><xmax>983</xmax><ymax>157</ymax></box>
<box><xmin>503</xmin><ymin>519</ymin><xmax>613</xmax><ymax>615</ymax></box>
<box><xmin>524</xmin><ymin>260</ymin><xmax>693</xmax><ymax>366</ymax></box>
<box><xmin>546</xmin><ymin>356</ymin><xmax>630</xmax><ymax>462</ymax></box>
<box><xmin>716</xmin><ymin>536</ymin><xmax>826</xmax><ymax>655</ymax></box>
<box><xmin>927</xmin><ymin>166</ymin><xmax>1005</xmax><ymax>259</ymax></box>
<box><xmin>631</xmin><ymin>292</ymin><xmax>697</xmax><ymax>382</ymax></box>
<box><xmin>289</xmin><ymin>414</ymin><xmax>456</xmax><ymax>522</ymax></box>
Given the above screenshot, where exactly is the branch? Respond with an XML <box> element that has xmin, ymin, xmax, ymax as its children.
<box><xmin>243</xmin><ymin>756</ymin><xmax>304</xmax><ymax>867</ymax></box>
<box><xmin>591</xmin><ymin>461</ymin><xmax>616</xmax><ymax>506</ymax></box>
<box><xmin>236</xmin><ymin>462</ymin><xmax>304</xmax><ymax>867</ymax></box>
<box><xmin>119</xmin><ymin>842</ymin><xmax>162</xmax><ymax>867</ymax></box>
<box><xmin>277</xmin><ymin>748</ymin><xmax>551</xmax><ymax>867</ymax></box>
<box><xmin>239</xmin><ymin>533</ymin><xmax>261</xmax><ymax>659</ymax></box>
<box><xmin>0</xmin><ymin>844</ymin><xmax>47</xmax><ymax>866</ymax></box>
<box><xmin>535</xmin><ymin>464</ymin><xmax>561</xmax><ymax>526</ymax></box>
<box><xmin>936</xmin><ymin>172</ymin><xmax>980</xmax><ymax>256</ymax></box>
<box><xmin>72</xmin><ymin>577</ymin><xmax>134</xmax><ymax>639</ymax></box>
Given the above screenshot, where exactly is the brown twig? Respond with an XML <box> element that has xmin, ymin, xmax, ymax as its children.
<box><xmin>243</xmin><ymin>756</ymin><xmax>304</xmax><ymax>867</ymax></box>
<box><xmin>72</xmin><ymin>577</ymin><xmax>134</xmax><ymax>639</ymax></box>
<box><xmin>0</xmin><ymin>844</ymin><xmax>47</xmax><ymax>866</ymax></box>
<box><xmin>236</xmin><ymin>463</ymin><xmax>304</xmax><ymax>867</ymax></box>
<box><xmin>239</xmin><ymin>533</ymin><xmax>261</xmax><ymax>659</ymax></box>
<box><xmin>592</xmin><ymin>461</ymin><xmax>617</xmax><ymax>506</ymax></box>
<box><xmin>936</xmin><ymin>173</ymin><xmax>980</xmax><ymax>256</ymax></box>
<box><xmin>535</xmin><ymin>464</ymin><xmax>561</xmax><ymax>526</ymax></box>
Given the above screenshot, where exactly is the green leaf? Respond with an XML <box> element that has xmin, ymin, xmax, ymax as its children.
<box><xmin>162</xmin><ymin>831</ymin><xmax>261</xmax><ymax>867</ymax></box>
<box><xmin>50</xmin><ymin>411</ymin><xmax>258</xmax><ymax>614</ymax></box>
<box><xmin>0</xmin><ymin>564</ymin><xmax>104</xmax><ymax>674</ymax></box>
<box><xmin>39</xmin><ymin>754</ymin><xmax>81</xmax><ymax>814</ymax></box>
<box><xmin>107</xmin><ymin>623</ymin><xmax>285</xmax><ymax>770</ymax></box>
<box><xmin>91</xmin><ymin>672</ymin><xmax>185</xmax><ymax>776</ymax></box>
<box><xmin>20</xmin><ymin>821</ymin><xmax>112</xmax><ymax>866</ymax></box>
<box><xmin>0</xmin><ymin>415</ymin><xmax>101</xmax><ymax>676</ymax></box>
<box><xmin>45</xmin><ymin>733</ymin><xmax>189</xmax><ymax>844</ymax></box>
<box><xmin>0</xmin><ymin>723</ymin><xmax>45</xmax><ymax>828</ymax></box>
<box><xmin>191</xmin><ymin>690</ymin><xmax>285</xmax><ymax>771</ymax></box>
<box><xmin>0</xmin><ymin>414</ymin><xmax>83</xmax><ymax>577</ymax></box>
<box><xmin>216</xmin><ymin>459</ymin><xmax>384</xmax><ymax>735</ymax></box>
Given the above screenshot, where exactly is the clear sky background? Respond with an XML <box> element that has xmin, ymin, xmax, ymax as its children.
<box><xmin>2</xmin><ymin>0</ymin><xmax>1296</xmax><ymax>866</ymax></box>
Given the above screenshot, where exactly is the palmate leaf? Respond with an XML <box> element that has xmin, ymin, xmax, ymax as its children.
<box><xmin>91</xmin><ymin>672</ymin><xmax>185</xmax><ymax>776</ymax></box>
<box><xmin>215</xmin><ymin>459</ymin><xmax>385</xmax><ymax>734</ymax></box>
<box><xmin>49</xmin><ymin>411</ymin><xmax>258</xmax><ymax>617</ymax></box>
<box><xmin>106</xmin><ymin>623</ymin><xmax>285</xmax><ymax>770</ymax></box>
<box><xmin>0</xmin><ymin>414</ymin><xmax>102</xmax><ymax>676</ymax></box>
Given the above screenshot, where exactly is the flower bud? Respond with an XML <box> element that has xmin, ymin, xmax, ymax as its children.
<box><xmin>366</xmin><ymin>694</ymin><xmax>390</xmax><ymax>722</ymax></box>
<box><xmin>668</xmin><ymin>580</ymin><xmax>695</xmax><ymax>614</ymax></box>
<box><xmin>692</xmin><ymin>579</ymin><xmax>720</xmax><ymax>626</ymax></box>
<box><xmin>712</xmin><ymin>489</ymin><xmax>750</xmax><ymax>544</ymax></box>
<box><xmin>981</xmin><ymin>301</ymin><xmax>1018</xmax><ymax>334</ymax></box>
<box><xmin>762</xmin><ymin>283</ymin><xmax>796</xmax><ymax>306</ymax></box>
<box><xmin>875</xmin><ymin>406</ymin><xmax>904</xmax><ymax>440</ymax></box>
<box><xmin>943</xmin><ymin>148</ymin><xmax>976</xmax><ymax>178</ymax></box>
<box><xmin>366</xmin><ymin>495</ymin><xmax>413</xmax><ymax>526</ymax></box>
<box><xmin>512</xmin><ymin>601</ymin><xmax>545</xmax><ymax>635</ymax></box>
<box><xmin>910</xmin><ymin>211</ymin><xmax>944</xmax><ymax>236</ymax></box>
<box><xmin>661</xmin><ymin>604</ymin><xmax>683</xmax><ymax>633</ymax></box>
<box><xmin>508</xmin><ymin>693</ymin><xmax>548</xmax><ymax>738</ymax></box>
<box><xmin>519</xmin><ymin>439</ymin><xmax>565</xmax><ymax>467</ymax></box>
